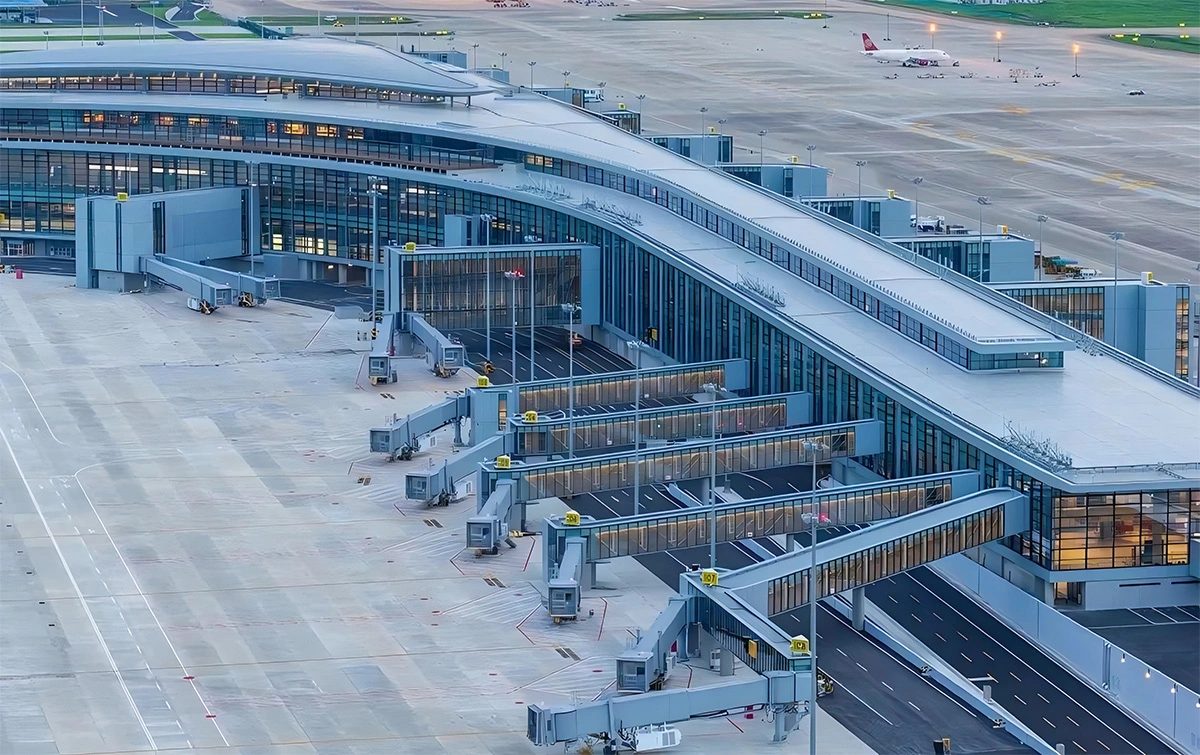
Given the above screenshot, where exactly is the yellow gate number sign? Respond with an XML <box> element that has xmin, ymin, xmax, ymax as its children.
<box><xmin>790</xmin><ymin>636</ymin><xmax>810</xmax><ymax>654</ymax></box>
<box><xmin>495</xmin><ymin>455</ymin><xmax>511</xmax><ymax>469</ymax></box>
<box><xmin>523</xmin><ymin>410</ymin><xmax>538</xmax><ymax>422</ymax></box>
<box><xmin>564</xmin><ymin>510</ymin><xmax>581</xmax><ymax>526</ymax></box>
<box><xmin>700</xmin><ymin>569</ymin><xmax>719</xmax><ymax>587</ymax></box>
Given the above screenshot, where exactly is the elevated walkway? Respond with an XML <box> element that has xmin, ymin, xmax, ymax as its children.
<box><xmin>481</xmin><ymin>419</ymin><xmax>884</xmax><ymax>504</ymax></box>
<box><xmin>141</xmin><ymin>257</ymin><xmax>233</xmax><ymax>308</ymax></box>
<box><xmin>402</xmin><ymin>312</ymin><xmax>466</xmax><ymax>378</ymax></box>
<box><xmin>512</xmin><ymin>391</ymin><xmax>811</xmax><ymax>456</ymax></box>
<box><xmin>158</xmin><ymin>257</ymin><xmax>279</xmax><ymax>302</ymax></box>
<box><xmin>719</xmin><ymin>488</ymin><xmax>1027</xmax><ymax>616</ymax></box>
<box><xmin>405</xmin><ymin>434</ymin><xmax>508</xmax><ymax>507</ymax></box>
<box><xmin>515</xmin><ymin>358</ymin><xmax>750</xmax><ymax>413</ymax></box>
<box><xmin>543</xmin><ymin>471</ymin><xmax>981</xmax><ymax>586</ymax></box>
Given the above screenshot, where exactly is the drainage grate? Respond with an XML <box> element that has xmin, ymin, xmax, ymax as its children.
<box><xmin>357</xmin><ymin>476</ymin><xmax>372</xmax><ymax>486</ymax></box>
<box><xmin>483</xmin><ymin>577</ymin><xmax>506</xmax><ymax>588</ymax></box>
<box><xmin>554</xmin><ymin>647</ymin><xmax>580</xmax><ymax>661</ymax></box>
<box><xmin>423</xmin><ymin>518</ymin><xmax>443</xmax><ymax>528</ymax></box>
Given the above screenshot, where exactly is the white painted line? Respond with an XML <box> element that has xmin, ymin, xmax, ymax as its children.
<box><xmin>983</xmin><ymin>651</ymin><xmax>994</xmax><ymax>661</ymax></box>
<box><xmin>0</xmin><ymin>359</ymin><xmax>66</xmax><ymax>444</ymax></box>
<box><xmin>957</xmin><ymin>631</ymin><xmax>969</xmax><ymax>641</ymax></box>
<box><xmin>1067</xmin><ymin>715</ymin><xmax>1079</xmax><ymax>727</ymax></box>
<box><xmin>910</xmin><ymin>613</ymin><xmax>921</xmax><ymax>622</ymax></box>
<box><xmin>1038</xmin><ymin>692</ymin><xmax>1051</xmax><ymax>704</ymax></box>
<box><xmin>0</xmin><ymin>428</ymin><xmax>156</xmax><ymax>750</ymax></box>
<box><xmin>1073</xmin><ymin>741</ymin><xmax>1086</xmax><ymax>752</ymax></box>
<box><xmin>1043</xmin><ymin>717</ymin><xmax>1057</xmax><ymax>729</ymax></box>
<box><xmin>960</xmin><ymin>653</ymin><xmax>971</xmax><ymax>663</ymax></box>
<box><xmin>931</xmin><ymin>611</ymin><xmax>942</xmax><ymax>621</ymax></box>
<box><xmin>908</xmin><ymin>701</ymin><xmax>920</xmax><ymax>711</ymax></box>
<box><xmin>911</xmin><ymin>594</ymin><xmax>920</xmax><ymax>603</ymax></box>
<box><xmin>1014</xmin><ymin>694</ymin><xmax>1026</xmax><ymax>705</ymax></box>
<box><xmin>888</xmin><ymin>595</ymin><xmax>898</xmax><ymax>603</ymax></box>
<box><xmin>881</xmin><ymin>681</ymin><xmax>893</xmax><ymax>691</ymax></box>
<box><xmin>1096</xmin><ymin>739</ymin><xmax>1110</xmax><ymax>751</ymax></box>
<box><xmin>824</xmin><ymin>672</ymin><xmax>894</xmax><ymax>726</ymax></box>
<box><xmin>1010</xmin><ymin>671</ymin><xmax>1021</xmax><ymax>682</ymax></box>
<box><xmin>856</xmin><ymin>662</ymin><xmax>868</xmax><ymax>673</ymax></box>
<box><xmin>935</xmin><ymin>632</ymin><xmax>946</xmax><ymax>642</ymax></box>
<box><xmin>836</xmin><ymin>648</ymin><xmax>848</xmax><ymax>657</ymax></box>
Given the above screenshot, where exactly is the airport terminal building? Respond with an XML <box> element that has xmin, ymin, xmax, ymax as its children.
<box><xmin>1</xmin><ymin>40</ymin><xmax>1197</xmax><ymax>608</ymax></box>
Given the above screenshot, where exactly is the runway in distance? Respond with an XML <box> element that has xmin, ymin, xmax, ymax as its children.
<box><xmin>861</xmin><ymin>33</ymin><xmax>959</xmax><ymax>67</ymax></box>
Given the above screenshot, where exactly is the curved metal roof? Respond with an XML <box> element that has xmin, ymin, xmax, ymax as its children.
<box><xmin>0</xmin><ymin>38</ymin><xmax>497</xmax><ymax>96</ymax></box>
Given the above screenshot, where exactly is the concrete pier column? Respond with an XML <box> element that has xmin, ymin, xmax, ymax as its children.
<box><xmin>852</xmin><ymin>586</ymin><xmax>865</xmax><ymax>632</ymax></box>
<box><xmin>719</xmin><ymin>648</ymin><xmax>734</xmax><ymax>677</ymax></box>
<box><xmin>786</xmin><ymin>533</ymin><xmax>797</xmax><ymax>551</ymax></box>
<box><xmin>337</xmin><ymin>264</ymin><xmax>348</xmax><ymax>285</ymax></box>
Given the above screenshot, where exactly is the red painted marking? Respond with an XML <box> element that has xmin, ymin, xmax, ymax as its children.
<box><xmin>183</xmin><ymin>676</ymin><xmax>195</xmax><ymax>681</ymax></box>
<box><xmin>205</xmin><ymin>714</ymin><xmax>217</xmax><ymax>719</ymax></box>
<box><xmin>595</xmin><ymin>598</ymin><xmax>609</xmax><ymax>641</ymax></box>
<box><xmin>522</xmin><ymin>536</ymin><xmax>535</xmax><ymax>572</ymax></box>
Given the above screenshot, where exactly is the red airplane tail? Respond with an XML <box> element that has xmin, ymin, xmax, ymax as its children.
<box><xmin>862</xmin><ymin>33</ymin><xmax>879</xmax><ymax>51</ymax></box>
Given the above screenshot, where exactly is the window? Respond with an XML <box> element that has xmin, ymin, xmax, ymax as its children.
<box><xmin>152</xmin><ymin>201</ymin><xmax>165</xmax><ymax>255</ymax></box>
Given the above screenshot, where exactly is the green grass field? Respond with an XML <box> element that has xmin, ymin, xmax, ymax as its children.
<box><xmin>1109</xmin><ymin>32</ymin><xmax>1199</xmax><ymax>52</ymax></box>
<box><xmin>616</xmin><ymin>9</ymin><xmax>827</xmax><ymax>21</ymax></box>
<box><xmin>869</xmin><ymin>0</ymin><xmax>1198</xmax><ymax>28</ymax></box>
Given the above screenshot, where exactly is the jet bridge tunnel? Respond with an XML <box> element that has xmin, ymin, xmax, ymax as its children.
<box><xmin>526</xmin><ymin>488</ymin><xmax>1029</xmax><ymax>748</ymax></box>
<box><xmin>468</xmin><ymin>419</ymin><xmax>884</xmax><ymax>552</ymax></box>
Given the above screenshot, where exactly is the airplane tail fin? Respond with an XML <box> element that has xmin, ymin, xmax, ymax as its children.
<box><xmin>862</xmin><ymin>33</ymin><xmax>879</xmax><ymax>51</ymax></box>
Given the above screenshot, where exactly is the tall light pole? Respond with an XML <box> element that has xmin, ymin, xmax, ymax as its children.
<box><xmin>884</xmin><ymin>12</ymin><xmax>891</xmax><ymax>41</ymax></box>
<box><xmin>246</xmin><ymin>160</ymin><xmax>258</xmax><ymax>278</ymax></box>
<box><xmin>703</xmin><ymin>382</ymin><xmax>724</xmax><ymax>569</ymax></box>
<box><xmin>929</xmin><ymin>22</ymin><xmax>937</xmax><ymax>49</ymax></box>
<box><xmin>1072</xmin><ymin>43</ymin><xmax>1080</xmax><ymax>77</ymax></box>
<box><xmin>80</xmin><ymin>0</ymin><xmax>84</xmax><ymax>47</ymax></box>
<box><xmin>911</xmin><ymin>176</ymin><xmax>924</xmax><ymax>222</ymax></box>
<box><xmin>627</xmin><ymin>339</ymin><xmax>645</xmax><ymax>515</ymax></box>
<box><xmin>367</xmin><ymin>176</ymin><xmax>383</xmax><ymax>315</ymax></box>
<box><xmin>855</xmin><ymin>160</ymin><xmax>867</xmax><ymax>201</ymax></box>
<box><xmin>471</xmin><ymin>43</ymin><xmax>479</xmax><ymax>70</ymax></box>
<box><xmin>529</xmin><ymin>247</ymin><xmax>536</xmax><ymax>381</ymax></box>
<box><xmin>1109</xmin><ymin>232</ymin><xmax>1124</xmax><ymax>347</ymax></box>
<box><xmin>527</xmin><ymin>60</ymin><xmax>536</xmax><ymax>89</ymax></box>
<box><xmin>637</xmin><ymin>94</ymin><xmax>647</xmax><ymax>132</ymax></box>
<box><xmin>758</xmin><ymin>130</ymin><xmax>768</xmax><ymax>169</ymax></box>
<box><xmin>1036</xmin><ymin>214</ymin><xmax>1048</xmax><ymax>281</ymax></box>
<box><xmin>259</xmin><ymin>0</ymin><xmax>264</xmax><ymax>38</ymax></box>
<box><xmin>499</xmin><ymin>51</ymin><xmax>508</xmax><ymax>70</ymax></box>
<box><xmin>97</xmin><ymin>3</ymin><xmax>105</xmax><ymax>45</ymax></box>
<box><xmin>480</xmin><ymin>213</ymin><xmax>495</xmax><ymax>360</ymax></box>
<box><xmin>562</xmin><ymin>70</ymin><xmax>571</xmax><ymax>88</ymax></box>
<box><xmin>561</xmin><ymin>303</ymin><xmax>582</xmax><ymax>457</ymax></box>
<box><xmin>717</xmin><ymin>118</ymin><xmax>728</xmax><ymax>134</ymax></box>
<box><xmin>44</xmin><ymin>29</ymin><xmax>51</xmax><ymax>48</ymax></box>
<box><xmin>994</xmin><ymin>30</ymin><xmax>1003</xmax><ymax>62</ymax></box>
<box><xmin>806</xmin><ymin>144</ymin><xmax>817</xmax><ymax>197</ymax></box>
<box><xmin>505</xmin><ymin>269</ymin><xmax>525</xmax><ymax>383</ymax></box>
<box><xmin>134</xmin><ymin>22</ymin><xmax>142</xmax><ymax>43</ymax></box>
<box><xmin>802</xmin><ymin>439</ymin><xmax>827</xmax><ymax>755</ymax></box>
<box><xmin>699</xmin><ymin>106</ymin><xmax>709</xmax><ymax>135</ymax></box>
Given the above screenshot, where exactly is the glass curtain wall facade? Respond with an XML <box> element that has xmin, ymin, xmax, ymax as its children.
<box><xmin>5</xmin><ymin>111</ymin><xmax>1196</xmax><ymax>576</ymax></box>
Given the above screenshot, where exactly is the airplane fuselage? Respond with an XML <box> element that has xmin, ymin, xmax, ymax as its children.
<box><xmin>862</xmin><ymin>49</ymin><xmax>954</xmax><ymax>66</ymax></box>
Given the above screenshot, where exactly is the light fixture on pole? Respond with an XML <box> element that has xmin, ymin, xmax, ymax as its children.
<box><xmin>627</xmin><ymin>339</ymin><xmax>645</xmax><ymax>515</ymax></box>
<box><xmin>470</xmin><ymin>43</ymin><xmax>479</xmax><ymax>70</ymax></box>
<box><xmin>855</xmin><ymin>160</ymin><xmax>867</xmax><ymax>201</ymax></box>
<box><xmin>911</xmin><ymin>176</ymin><xmax>924</xmax><ymax>221</ymax></box>
<box><xmin>1071</xmin><ymin>43</ymin><xmax>1080</xmax><ymax>77</ymax></box>
<box><xmin>480</xmin><ymin>213</ymin><xmax>495</xmax><ymax>360</ymax></box>
<box><xmin>717</xmin><ymin>118</ymin><xmax>728</xmax><ymax>134</ymax></box>
<box><xmin>1109</xmin><ymin>232</ymin><xmax>1124</xmax><ymax>347</ymax></box>
<box><xmin>884</xmin><ymin>12</ymin><xmax>891</xmax><ymax>41</ymax></box>
<box><xmin>801</xmin><ymin>439</ymin><xmax>828</xmax><ymax>755</ymax></box>
<box><xmin>527</xmin><ymin>60</ymin><xmax>536</xmax><ymax>89</ymax></box>
<box><xmin>758</xmin><ymin>130</ymin><xmax>768</xmax><ymax>169</ymax></box>
<box><xmin>562</xmin><ymin>70</ymin><xmax>571</xmax><ymax>88</ymax></box>
<box><xmin>97</xmin><ymin>3</ymin><xmax>106</xmax><ymax>45</ymax></box>
<box><xmin>505</xmin><ymin>269</ymin><xmax>525</xmax><ymax>383</ymax></box>
<box><xmin>699</xmin><ymin>106</ymin><xmax>709</xmax><ymax>135</ymax></box>
<box><xmin>133</xmin><ymin>22</ymin><xmax>142</xmax><ymax>43</ymax></box>
<box><xmin>637</xmin><ymin>94</ymin><xmax>647</xmax><ymax>131</ymax></box>
<box><xmin>976</xmin><ymin>195</ymin><xmax>990</xmax><ymax>239</ymax></box>
<box><xmin>561</xmin><ymin>303</ymin><xmax>582</xmax><ymax>457</ymax></box>
<box><xmin>929</xmin><ymin>22</ymin><xmax>937</xmax><ymax>49</ymax></box>
<box><xmin>44</xmin><ymin>28</ymin><xmax>51</xmax><ymax>48</ymax></box>
<box><xmin>499</xmin><ymin>51</ymin><xmax>508</xmax><ymax>70</ymax></box>
<box><xmin>1036</xmin><ymin>214</ymin><xmax>1048</xmax><ymax>281</ymax></box>
<box><xmin>806</xmin><ymin>145</ymin><xmax>817</xmax><ymax>197</ymax></box>
<box><xmin>994</xmin><ymin>30</ymin><xmax>1003</xmax><ymax>62</ymax></box>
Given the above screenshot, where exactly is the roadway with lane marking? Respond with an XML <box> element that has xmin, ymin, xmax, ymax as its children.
<box><xmin>866</xmin><ymin>568</ymin><xmax>1175</xmax><ymax>755</ymax></box>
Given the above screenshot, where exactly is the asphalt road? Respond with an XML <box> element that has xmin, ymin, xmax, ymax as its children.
<box><xmin>566</xmin><ymin>484</ymin><xmax>1031</xmax><ymax>754</ymax></box>
<box><xmin>867</xmin><ymin>568</ymin><xmax>1175</xmax><ymax>755</ymax></box>
<box><xmin>30</xmin><ymin>3</ymin><xmax>204</xmax><ymax>40</ymax></box>
<box><xmin>453</xmin><ymin>327</ymin><xmax>632</xmax><ymax>383</ymax></box>
<box><xmin>1067</xmin><ymin>606</ymin><xmax>1200</xmax><ymax>705</ymax></box>
<box><xmin>0</xmin><ymin>257</ymin><xmax>74</xmax><ymax>276</ymax></box>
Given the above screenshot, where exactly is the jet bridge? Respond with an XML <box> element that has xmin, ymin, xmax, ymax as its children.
<box><xmin>367</xmin><ymin>313</ymin><xmax>398</xmax><ymax>385</ymax></box>
<box><xmin>403</xmin><ymin>312</ymin><xmax>466</xmax><ymax>378</ymax></box>
<box><xmin>404</xmin><ymin>433</ymin><xmax>509</xmax><ymax>507</ymax></box>
<box><xmin>515</xmin><ymin>359</ymin><xmax>751</xmax><ymax>414</ymax></box>
<box><xmin>480</xmin><ymin>419</ymin><xmax>884</xmax><ymax>506</ymax></box>
<box><xmin>158</xmin><ymin>258</ymin><xmax>280</xmax><ymax>303</ymax></box>
<box><xmin>717</xmin><ymin>487</ymin><xmax>1028</xmax><ymax>616</ymax></box>
<box><xmin>511</xmin><ymin>391</ymin><xmax>812</xmax><ymax>456</ymax></box>
<box><xmin>528</xmin><ymin>583</ymin><xmax>814</xmax><ymax>749</ymax></box>
<box><xmin>542</xmin><ymin>471</ymin><xmax>983</xmax><ymax>613</ymax></box>
<box><xmin>141</xmin><ymin>257</ymin><xmax>233</xmax><ymax>309</ymax></box>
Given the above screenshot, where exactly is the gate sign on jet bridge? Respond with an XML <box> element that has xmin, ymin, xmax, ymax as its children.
<box><xmin>564</xmin><ymin>511</ymin><xmax>581</xmax><ymax>526</ymax></box>
<box><xmin>495</xmin><ymin>455</ymin><xmax>512</xmax><ymax>469</ymax></box>
<box><xmin>524</xmin><ymin>410</ymin><xmax>538</xmax><ymax>422</ymax></box>
<box><xmin>477</xmin><ymin>376</ymin><xmax>490</xmax><ymax>388</ymax></box>
<box><xmin>700</xmin><ymin>569</ymin><xmax>719</xmax><ymax>587</ymax></box>
<box><xmin>791</xmin><ymin>636</ymin><xmax>811</xmax><ymax>655</ymax></box>
<box><xmin>404</xmin><ymin>242</ymin><xmax>417</xmax><ymax>252</ymax></box>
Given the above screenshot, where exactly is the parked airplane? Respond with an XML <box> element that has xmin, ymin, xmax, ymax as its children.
<box><xmin>861</xmin><ymin>33</ymin><xmax>958</xmax><ymax>67</ymax></box>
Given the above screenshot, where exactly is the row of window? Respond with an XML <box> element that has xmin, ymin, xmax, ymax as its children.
<box><xmin>517</xmin><ymin>429</ymin><xmax>854</xmax><ymax>500</ymax></box>
<box><xmin>519</xmin><ymin>366</ymin><xmax>726</xmax><ymax>413</ymax></box>
<box><xmin>0</xmin><ymin>74</ymin><xmax>446</xmax><ymax>104</ymax></box>
<box><xmin>766</xmin><ymin>507</ymin><xmax>1005</xmax><ymax>615</ymax></box>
